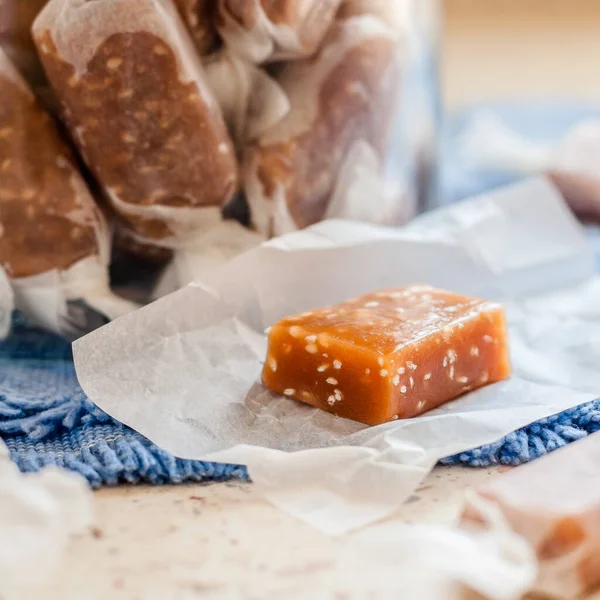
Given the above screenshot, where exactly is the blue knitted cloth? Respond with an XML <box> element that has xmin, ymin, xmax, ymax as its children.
<box><xmin>1</xmin><ymin>312</ymin><xmax>600</xmax><ymax>487</ymax></box>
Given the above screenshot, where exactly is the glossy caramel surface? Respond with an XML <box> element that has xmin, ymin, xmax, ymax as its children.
<box><xmin>262</xmin><ymin>285</ymin><xmax>511</xmax><ymax>425</ymax></box>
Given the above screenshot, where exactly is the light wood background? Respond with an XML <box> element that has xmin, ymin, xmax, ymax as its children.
<box><xmin>443</xmin><ymin>0</ymin><xmax>600</xmax><ymax>108</ymax></box>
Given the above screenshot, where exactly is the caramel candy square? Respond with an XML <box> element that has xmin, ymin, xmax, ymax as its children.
<box><xmin>262</xmin><ymin>285</ymin><xmax>511</xmax><ymax>425</ymax></box>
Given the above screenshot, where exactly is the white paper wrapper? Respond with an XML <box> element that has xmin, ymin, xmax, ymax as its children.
<box><xmin>12</xmin><ymin>256</ymin><xmax>139</xmax><ymax>339</ymax></box>
<box><xmin>0</xmin><ymin>440</ymin><xmax>93</xmax><ymax>597</ymax></box>
<box><xmin>203</xmin><ymin>49</ymin><xmax>290</xmax><ymax>145</ymax></box>
<box><xmin>457</xmin><ymin>114</ymin><xmax>600</xmax><ymax>222</ymax></box>
<box><xmin>0</xmin><ymin>266</ymin><xmax>13</xmax><ymax>339</ymax></box>
<box><xmin>74</xmin><ymin>177</ymin><xmax>599</xmax><ymax>534</ymax></box>
<box><xmin>216</xmin><ymin>0</ymin><xmax>343</xmax><ymax>64</ymax></box>
<box><xmin>331</xmin><ymin>517</ymin><xmax>536</xmax><ymax>600</ymax></box>
<box><xmin>153</xmin><ymin>220</ymin><xmax>266</xmax><ymax>297</ymax></box>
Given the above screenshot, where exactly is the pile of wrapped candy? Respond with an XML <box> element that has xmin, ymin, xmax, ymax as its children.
<box><xmin>0</xmin><ymin>0</ymin><xmax>409</xmax><ymax>334</ymax></box>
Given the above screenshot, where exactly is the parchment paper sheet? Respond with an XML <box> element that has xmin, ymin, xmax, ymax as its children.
<box><xmin>74</xmin><ymin>177</ymin><xmax>599</xmax><ymax>534</ymax></box>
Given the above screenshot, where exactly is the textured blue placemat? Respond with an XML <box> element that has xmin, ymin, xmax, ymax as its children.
<box><xmin>1</xmin><ymin>312</ymin><xmax>600</xmax><ymax>487</ymax></box>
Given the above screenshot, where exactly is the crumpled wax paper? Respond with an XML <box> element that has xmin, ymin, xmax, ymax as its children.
<box><xmin>328</xmin><ymin>516</ymin><xmax>537</xmax><ymax>600</ymax></box>
<box><xmin>0</xmin><ymin>440</ymin><xmax>93</xmax><ymax>597</ymax></box>
<box><xmin>74</xmin><ymin>177</ymin><xmax>599</xmax><ymax>534</ymax></box>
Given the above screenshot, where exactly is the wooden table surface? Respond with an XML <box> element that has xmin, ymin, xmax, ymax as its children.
<box><xmin>26</xmin><ymin>2</ymin><xmax>600</xmax><ymax>599</ymax></box>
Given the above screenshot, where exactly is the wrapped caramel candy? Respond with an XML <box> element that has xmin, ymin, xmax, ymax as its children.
<box><xmin>0</xmin><ymin>0</ymin><xmax>48</xmax><ymax>87</ymax></box>
<box><xmin>33</xmin><ymin>0</ymin><xmax>239</xmax><ymax>253</ymax></box>
<box><xmin>462</xmin><ymin>432</ymin><xmax>600</xmax><ymax>599</ymax></box>
<box><xmin>243</xmin><ymin>15</ymin><xmax>403</xmax><ymax>235</ymax></box>
<box><xmin>216</xmin><ymin>0</ymin><xmax>343</xmax><ymax>63</ymax></box>
<box><xmin>0</xmin><ymin>47</ymin><xmax>106</xmax><ymax>280</ymax></box>
<box><xmin>173</xmin><ymin>0</ymin><xmax>220</xmax><ymax>56</ymax></box>
<box><xmin>0</xmin><ymin>47</ymin><xmax>132</xmax><ymax>336</ymax></box>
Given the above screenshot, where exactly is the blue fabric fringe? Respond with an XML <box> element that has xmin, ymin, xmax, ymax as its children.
<box><xmin>1</xmin><ymin>313</ymin><xmax>600</xmax><ymax>487</ymax></box>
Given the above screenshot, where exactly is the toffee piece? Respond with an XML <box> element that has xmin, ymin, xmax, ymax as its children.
<box><xmin>262</xmin><ymin>285</ymin><xmax>511</xmax><ymax>425</ymax></box>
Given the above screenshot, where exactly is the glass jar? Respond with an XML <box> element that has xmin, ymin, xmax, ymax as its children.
<box><xmin>1</xmin><ymin>0</ymin><xmax>443</xmax><ymax>311</ymax></box>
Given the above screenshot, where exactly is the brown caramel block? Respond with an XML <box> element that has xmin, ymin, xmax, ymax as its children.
<box><xmin>243</xmin><ymin>15</ymin><xmax>401</xmax><ymax>235</ymax></box>
<box><xmin>462</xmin><ymin>433</ymin><xmax>600</xmax><ymax>599</ymax></box>
<box><xmin>173</xmin><ymin>0</ymin><xmax>220</xmax><ymax>56</ymax></box>
<box><xmin>262</xmin><ymin>285</ymin><xmax>511</xmax><ymax>426</ymax></box>
<box><xmin>0</xmin><ymin>48</ymin><xmax>104</xmax><ymax>278</ymax></box>
<box><xmin>33</xmin><ymin>0</ymin><xmax>238</xmax><ymax>245</ymax></box>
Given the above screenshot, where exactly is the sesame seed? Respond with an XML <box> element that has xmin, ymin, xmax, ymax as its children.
<box><xmin>443</xmin><ymin>357</ymin><xmax>448</xmax><ymax>368</ymax></box>
<box><xmin>305</xmin><ymin>335</ymin><xmax>317</xmax><ymax>342</ymax></box>
<box><xmin>449</xmin><ymin>366</ymin><xmax>455</xmax><ymax>380</ymax></box>
<box><xmin>106</xmin><ymin>57</ymin><xmax>123</xmax><ymax>70</ymax></box>
<box><xmin>481</xmin><ymin>371</ymin><xmax>489</xmax><ymax>383</ymax></box>
<box><xmin>264</xmin><ymin>327</ymin><xmax>272</xmax><ymax>334</ymax></box>
<box><xmin>365</xmin><ymin>368</ymin><xmax>371</xmax><ymax>375</ymax></box>
<box><xmin>333</xmin><ymin>360</ymin><xmax>342</xmax><ymax>369</ymax></box>
<box><xmin>327</xmin><ymin>395</ymin><xmax>336</xmax><ymax>406</ymax></box>
<box><xmin>483</xmin><ymin>335</ymin><xmax>493</xmax><ymax>343</ymax></box>
<box><xmin>299</xmin><ymin>311</ymin><xmax>313</xmax><ymax>318</ymax></box>
<box><xmin>398</xmin><ymin>367</ymin><xmax>406</xmax><ymax>375</ymax></box>
<box><xmin>317</xmin><ymin>364</ymin><xmax>329</xmax><ymax>372</ymax></box>
<box><xmin>377</xmin><ymin>357</ymin><xmax>384</xmax><ymax>366</ymax></box>
<box><xmin>407</xmin><ymin>361</ymin><xmax>417</xmax><ymax>371</ymax></box>
<box><xmin>364</xmin><ymin>301</ymin><xmax>380</xmax><ymax>308</ymax></box>
<box><xmin>447</xmin><ymin>349</ymin><xmax>457</xmax><ymax>364</ymax></box>
<box><xmin>457</xmin><ymin>376</ymin><xmax>468</xmax><ymax>383</ymax></box>
<box><xmin>400</xmin><ymin>386</ymin><xmax>407</xmax><ymax>394</ymax></box>
<box><xmin>289</xmin><ymin>326</ymin><xmax>302</xmax><ymax>338</ymax></box>
<box><xmin>392</xmin><ymin>375</ymin><xmax>400</xmax><ymax>386</ymax></box>
<box><xmin>458</xmin><ymin>323</ymin><xmax>465</xmax><ymax>329</ymax></box>
<box><xmin>424</xmin><ymin>373</ymin><xmax>431</xmax><ymax>381</ymax></box>
<box><xmin>417</xmin><ymin>400</ymin><xmax>425</xmax><ymax>411</ymax></box>
<box><xmin>409</xmin><ymin>377</ymin><xmax>414</xmax><ymax>388</ymax></box>
<box><xmin>380</xmin><ymin>369</ymin><xmax>388</xmax><ymax>377</ymax></box>
<box><xmin>326</xmin><ymin>377</ymin><xmax>338</xmax><ymax>385</ymax></box>
<box><xmin>323</xmin><ymin>353</ymin><xmax>329</xmax><ymax>358</ymax></box>
<box><xmin>268</xmin><ymin>357</ymin><xmax>277</xmax><ymax>372</ymax></box>
<box><xmin>334</xmin><ymin>390</ymin><xmax>343</xmax><ymax>401</ymax></box>
<box><xmin>392</xmin><ymin>415</ymin><xmax>399</xmax><ymax>420</ymax></box>
<box><xmin>283</xmin><ymin>388</ymin><xmax>295</xmax><ymax>396</ymax></box>
<box><xmin>470</xmin><ymin>347</ymin><xmax>479</xmax><ymax>357</ymax></box>
<box><xmin>305</xmin><ymin>344</ymin><xmax>318</xmax><ymax>354</ymax></box>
